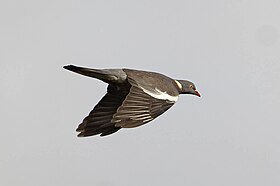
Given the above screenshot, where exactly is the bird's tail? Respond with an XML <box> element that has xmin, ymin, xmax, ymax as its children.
<box><xmin>63</xmin><ymin>65</ymin><xmax>126</xmax><ymax>83</ymax></box>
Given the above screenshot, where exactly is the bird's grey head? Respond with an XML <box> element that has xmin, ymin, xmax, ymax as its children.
<box><xmin>176</xmin><ymin>80</ymin><xmax>201</xmax><ymax>97</ymax></box>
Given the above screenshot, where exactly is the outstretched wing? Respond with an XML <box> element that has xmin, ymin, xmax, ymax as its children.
<box><xmin>76</xmin><ymin>78</ymin><xmax>176</xmax><ymax>137</ymax></box>
<box><xmin>76</xmin><ymin>85</ymin><xmax>127</xmax><ymax>137</ymax></box>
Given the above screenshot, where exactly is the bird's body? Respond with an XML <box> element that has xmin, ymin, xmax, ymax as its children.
<box><xmin>64</xmin><ymin>65</ymin><xmax>200</xmax><ymax>137</ymax></box>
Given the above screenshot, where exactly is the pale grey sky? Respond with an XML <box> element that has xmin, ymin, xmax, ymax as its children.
<box><xmin>1</xmin><ymin>0</ymin><xmax>280</xmax><ymax>185</ymax></box>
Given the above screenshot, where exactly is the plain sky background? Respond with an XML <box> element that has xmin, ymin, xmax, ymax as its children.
<box><xmin>1</xmin><ymin>0</ymin><xmax>280</xmax><ymax>185</ymax></box>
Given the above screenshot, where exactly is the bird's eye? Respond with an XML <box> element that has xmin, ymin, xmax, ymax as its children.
<box><xmin>189</xmin><ymin>84</ymin><xmax>193</xmax><ymax>89</ymax></box>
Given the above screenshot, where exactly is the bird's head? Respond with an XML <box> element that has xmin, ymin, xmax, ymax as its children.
<box><xmin>176</xmin><ymin>80</ymin><xmax>201</xmax><ymax>97</ymax></box>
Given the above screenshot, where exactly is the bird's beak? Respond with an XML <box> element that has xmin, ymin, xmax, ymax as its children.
<box><xmin>195</xmin><ymin>90</ymin><xmax>201</xmax><ymax>97</ymax></box>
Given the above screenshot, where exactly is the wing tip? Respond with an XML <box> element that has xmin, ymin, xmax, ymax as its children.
<box><xmin>76</xmin><ymin>125</ymin><xmax>121</xmax><ymax>137</ymax></box>
<box><xmin>77</xmin><ymin>132</ymin><xmax>84</xmax><ymax>137</ymax></box>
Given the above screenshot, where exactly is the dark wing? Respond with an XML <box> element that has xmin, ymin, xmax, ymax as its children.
<box><xmin>112</xmin><ymin>80</ymin><xmax>175</xmax><ymax>128</ymax></box>
<box><xmin>76</xmin><ymin>79</ymin><xmax>175</xmax><ymax>137</ymax></box>
<box><xmin>76</xmin><ymin>85</ymin><xmax>128</xmax><ymax>137</ymax></box>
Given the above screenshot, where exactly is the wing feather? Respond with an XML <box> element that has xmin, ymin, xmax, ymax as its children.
<box><xmin>113</xmin><ymin>86</ymin><xmax>174</xmax><ymax>128</ymax></box>
<box><xmin>76</xmin><ymin>85</ymin><xmax>127</xmax><ymax>137</ymax></box>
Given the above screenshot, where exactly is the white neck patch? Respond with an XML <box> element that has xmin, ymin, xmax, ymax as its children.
<box><xmin>140</xmin><ymin>87</ymin><xmax>178</xmax><ymax>102</ymax></box>
<box><xmin>174</xmin><ymin>80</ymin><xmax>182</xmax><ymax>90</ymax></box>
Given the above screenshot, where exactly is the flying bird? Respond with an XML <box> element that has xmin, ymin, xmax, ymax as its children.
<box><xmin>64</xmin><ymin>65</ymin><xmax>200</xmax><ymax>137</ymax></box>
